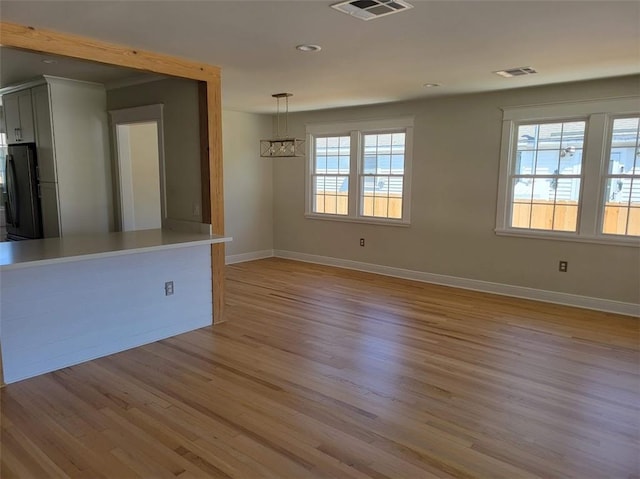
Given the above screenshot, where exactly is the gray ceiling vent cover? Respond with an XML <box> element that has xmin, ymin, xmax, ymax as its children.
<box><xmin>331</xmin><ymin>0</ymin><xmax>414</xmax><ymax>21</ymax></box>
<box><xmin>494</xmin><ymin>67</ymin><xmax>538</xmax><ymax>78</ymax></box>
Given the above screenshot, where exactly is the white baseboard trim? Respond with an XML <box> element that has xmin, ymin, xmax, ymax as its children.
<box><xmin>274</xmin><ymin>250</ymin><xmax>640</xmax><ymax>317</ymax></box>
<box><xmin>226</xmin><ymin>249</ymin><xmax>274</xmax><ymax>265</ymax></box>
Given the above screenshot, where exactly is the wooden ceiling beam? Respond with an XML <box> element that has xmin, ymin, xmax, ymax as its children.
<box><xmin>0</xmin><ymin>21</ymin><xmax>219</xmax><ymax>81</ymax></box>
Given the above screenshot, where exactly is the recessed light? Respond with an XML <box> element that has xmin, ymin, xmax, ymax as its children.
<box><xmin>423</xmin><ymin>83</ymin><xmax>440</xmax><ymax>88</ymax></box>
<box><xmin>41</xmin><ymin>59</ymin><xmax>57</xmax><ymax>64</ymax></box>
<box><xmin>296</xmin><ymin>44</ymin><xmax>322</xmax><ymax>52</ymax></box>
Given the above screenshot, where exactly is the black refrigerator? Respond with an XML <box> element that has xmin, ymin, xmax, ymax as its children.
<box><xmin>3</xmin><ymin>142</ymin><xmax>43</xmax><ymax>240</ymax></box>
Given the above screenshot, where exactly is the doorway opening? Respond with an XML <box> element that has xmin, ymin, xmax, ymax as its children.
<box><xmin>110</xmin><ymin>104</ymin><xmax>166</xmax><ymax>231</ymax></box>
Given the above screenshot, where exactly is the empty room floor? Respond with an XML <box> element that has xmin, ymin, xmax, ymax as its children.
<box><xmin>1</xmin><ymin>257</ymin><xmax>638</xmax><ymax>478</ymax></box>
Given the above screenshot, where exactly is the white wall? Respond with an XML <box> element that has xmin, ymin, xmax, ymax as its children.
<box><xmin>0</xmin><ymin>245</ymin><xmax>212</xmax><ymax>384</ymax></box>
<box><xmin>126</xmin><ymin>122</ymin><xmax>162</xmax><ymax>230</ymax></box>
<box><xmin>222</xmin><ymin>110</ymin><xmax>274</xmax><ymax>260</ymax></box>
<box><xmin>271</xmin><ymin>76</ymin><xmax>640</xmax><ymax>306</ymax></box>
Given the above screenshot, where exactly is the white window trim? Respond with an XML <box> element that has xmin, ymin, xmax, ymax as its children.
<box><xmin>495</xmin><ymin>97</ymin><xmax>640</xmax><ymax>247</ymax></box>
<box><xmin>305</xmin><ymin>117</ymin><xmax>414</xmax><ymax>226</ymax></box>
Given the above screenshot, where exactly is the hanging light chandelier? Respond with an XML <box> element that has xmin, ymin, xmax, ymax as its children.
<box><xmin>260</xmin><ymin>93</ymin><xmax>305</xmax><ymax>157</ymax></box>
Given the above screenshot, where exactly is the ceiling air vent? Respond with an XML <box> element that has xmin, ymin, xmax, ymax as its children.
<box><xmin>494</xmin><ymin>67</ymin><xmax>538</xmax><ymax>78</ymax></box>
<box><xmin>331</xmin><ymin>0</ymin><xmax>414</xmax><ymax>21</ymax></box>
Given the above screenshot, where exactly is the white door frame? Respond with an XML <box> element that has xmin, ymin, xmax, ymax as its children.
<box><xmin>109</xmin><ymin>104</ymin><xmax>166</xmax><ymax>230</ymax></box>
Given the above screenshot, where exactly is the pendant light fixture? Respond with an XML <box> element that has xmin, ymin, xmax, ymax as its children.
<box><xmin>260</xmin><ymin>93</ymin><xmax>305</xmax><ymax>157</ymax></box>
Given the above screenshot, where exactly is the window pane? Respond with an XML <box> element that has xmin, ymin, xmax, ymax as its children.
<box><xmin>561</xmin><ymin>121</ymin><xmax>586</xmax><ymax>150</ymax></box>
<box><xmin>364</xmin><ymin>135</ymin><xmax>377</xmax><ymax>147</ymax></box>
<box><xmin>391</xmin><ymin>132</ymin><xmax>405</xmax><ymax>147</ymax></box>
<box><xmin>326</xmin><ymin>156</ymin><xmax>338</xmax><ymax>172</ymax></box>
<box><xmin>602</xmin><ymin>178</ymin><xmax>640</xmax><ymax>235</ymax></box>
<box><xmin>627</xmin><ymin>207</ymin><xmax>640</xmax><ymax>236</ymax></box>
<box><xmin>511</xmin><ymin>202</ymin><xmax>531</xmax><ymax>229</ymax></box>
<box><xmin>517</xmin><ymin>125</ymin><xmax>538</xmax><ymax>151</ymax></box>
<box><xmin>609</xmin><ymin>148</ymin><xmax>637</xmax><ymax>174</ymax></box>
<box><xmin>325</xmin><ymin>195</ymin><xmax>337</xmax><ymax>214</ymax></box>
<box><xmin>515</xmin><ymin>150</ymin><xmax>535</xmax><ymax>175</ymax></box>
<box><xmin>611</xmin><ymin>117</ymin><xmax>639</xmax><ymax>149</ymax></box>
<box><xmin>511</xmin><ymin>177</ymin><xmax>580</xmax><ymax>232</ymax></box>
<box><xmin>554</xmin><ymin>177</ymin><xmax>581</xmax><ymax>202</ymax></box>
<box><xmin>605</xmin><ymin>177</ymin><xmax>631</xmax><ymax>205</ymax></box>
<box><xmin>360</xmin><ymin>131</ymin><xmax>406</xmax><ymax>220</ymax></box>
<box><xmin>338</xmin><ymin>176</ymin><xmax>349</xmax><ymax>195</ymax></box>
<box><xmin>362</xmin><ymin>195</ymin><xmax>374</xmax><ymax>216</ymax></box>
<box><xmin>313</xmin><ymin>176</ymin><xmax>325</xmax><ymax>213</ymax></box>
<box><xmin>339</xmin><ymin>135</ymin><xmax>350</xmax><ymax>151</ymax></box>
<box><xmin>374</xmin><ymin>176</ymin><xmax>389</xmax><ymax>196</ymax></box>
<box><xmin>315</xmin><ymin>156</ymin><xmax>326</xmax><ymax>174</ymax></box>
<box><xmin>530</xmin><ymin>204</ymin><xmax>552</xmax><ymax>229</ymax></box>
<box><xmin>531</xmin><ymin>177</ymin><xmax>553</xmax><ymax>201</ymax></box>
<box><xmin>339</xmin><ymin>156</ymin><xmax>349</xmax><ymax>174</ymax></box>
<box><xmin>537</xmin><ymin>123</ymin><xmax>563</xmax><ymax>150</ymax></box>
<box><xmin>389</xmin><ymin>177</ymin><xmax>403</xmax><ymax>196</ymax></box>
<box><xmin>632</xmin><ymin>178</ymin><xmax>640</xmax><ymax>205</ymax></box>
<box><xmin>391</xmin><ymin>154</ymin><xmax>404</xmax><ymax>173</ymax></box>
<box><xmin>513</xmin><ymin>178</ymin><xmax>533</xmax><ymax>201</ymax></box>
<box><xmin>363</xmin><ymin>155</ymin><xmax>376</xmax><ymax>174</ymax></box>
<box><xmin>603</xmin><ymin>205</ymin><xmax>629</xmax><ymax>235</ymax></box>
<box><xmin>511</xmin><ymin>120</ymin><xmax>584</xmax><ymax>233</ymax></box>
<box><xmin>559</xmin><ymin>148</ymin><xmax>582</xmax><ymax>175</ymax></box>
<box><xmin>377</xmin><ymin>134</ymin><xmax>392</xmax><ymax>148</ymax></box>
<box><xmin>377</xmin><ymin>155</ymin><xmax>391</xmax><ymax>174</ymax></box>
<box><xmin>315</xmin><ymin>135</ymin><xmax>350</xmax><ymax>215</ymax></box>
<box><xmin>601</xmin><ymin>118</ymin><xmax>640</xmax><ymax>236</ymax></box>
<box><xmin>534</xmin><ymin>149</ymin><xmax>560</xmax><ymax>175</ymax></box>
<box><xmin>313</xmin><ymin>175</ymin><xmax>348</xmax><ymax>216</ymax></box>
<box><xmin>387</xmin><ymin>198</ymin><xmax>402</xmax><ymax>219</ymax></box>
<box><xmin>553</xmin><ymin>205</ymin><xmax>578</xmax><ymax>232</ymax></box>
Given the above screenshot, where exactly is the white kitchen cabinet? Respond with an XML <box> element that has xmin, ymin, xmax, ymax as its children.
<box><xmin>1</xmin><ymin>76</ymin><xmax>113</xmax><ymax>237</ymax></box>
<box><xmin>32</xmin><ymin>84</ymin><xmax>57</xmax><ymax>183</ymax></box>
<box><xmin>3</xmin><ymin>89</ymin><xmax>35</xmax><ymax>144</ymax></box>
<box><xmin>38</xmin><ymin>181</ymin><xmax>60</xmax><ymax>238</ymax></box>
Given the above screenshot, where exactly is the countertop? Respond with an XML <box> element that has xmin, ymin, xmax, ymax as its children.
<box><xmin>0</xmin><ymin>229</ymin><xmax>232</xmax><ymax>270</ymax></box>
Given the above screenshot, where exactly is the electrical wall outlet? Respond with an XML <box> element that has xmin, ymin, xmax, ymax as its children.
<box><xmin>165</xmin><ymin>281</ymin><xmax>174</xmax><ymax>295</ymax></box>
<box><xmin>559</xmin><ymin>261</ymin><xmax>568</xmax><ymax>272</ymax></box>
<box><xmin>360</xmin><ymin>238</ymin><xmax>365</xmax><ymax>247</ymax></box>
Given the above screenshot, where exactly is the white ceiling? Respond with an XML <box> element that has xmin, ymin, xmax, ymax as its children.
<box><xmin>1</xmin><ymin>0</ymin><xmax>638</xmax><ymax>113</ymax></box>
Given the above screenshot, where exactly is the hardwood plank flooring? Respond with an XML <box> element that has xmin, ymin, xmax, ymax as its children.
<box><xmin>1</xmin><ymin>258</ymin><xmax>638</xmax><ymax>478</ymax></box>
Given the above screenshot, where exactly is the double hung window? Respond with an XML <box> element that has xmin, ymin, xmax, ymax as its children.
<box><xmin>602</xmin><ymin>117</ymin><xmax>640</xmax><ymax>236</ymax></box>
<box><xmin>306</xmin><ymin>118</ymin><xmax>413</xmax><ymax>225</ymax></box>
<box><xmin>496</xmin><ymin>98</ymin><xmax>640</xmax><ymax>245</ymax></box>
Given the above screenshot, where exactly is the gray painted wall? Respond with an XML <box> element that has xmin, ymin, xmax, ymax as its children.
<box><xmin>272</xmin><ymin>76</ymin><xmax>640</xmax><ymax>304</ymax></box>
<box><xmin>222</xmin><ymin>110</ymin><xmax>274</xmax><ymax>256</ymax></box>
<box><xmin>107</xmin><ymin>78</ymin><xmax>202</xmax><ymax>223</ymax></box>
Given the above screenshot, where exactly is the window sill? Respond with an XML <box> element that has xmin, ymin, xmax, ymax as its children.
<box><xmin>305</xmin><ymin>213</ymin><xmax>411</xmax><ymax>227</ymax></box>
<box><xmin>495</xmin><ymin>228</ymin><xmax>640</xmax><ymax>247</ymax></box>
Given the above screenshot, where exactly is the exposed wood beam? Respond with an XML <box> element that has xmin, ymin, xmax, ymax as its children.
<box><xmin>207</xmin><ymin>80</ymin><xmax>225</xmax><ymax>322</ymax></box>
<box><xmin>0</xmin><ymin>21</ymin><xmax>219</xmax><ymax>81</ymax></box>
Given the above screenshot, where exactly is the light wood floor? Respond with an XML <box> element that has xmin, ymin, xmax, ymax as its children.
<box><xmin>1</xmin><ymin>258</ymin><xmax>638</xmax><ymax>478</ymax></box>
